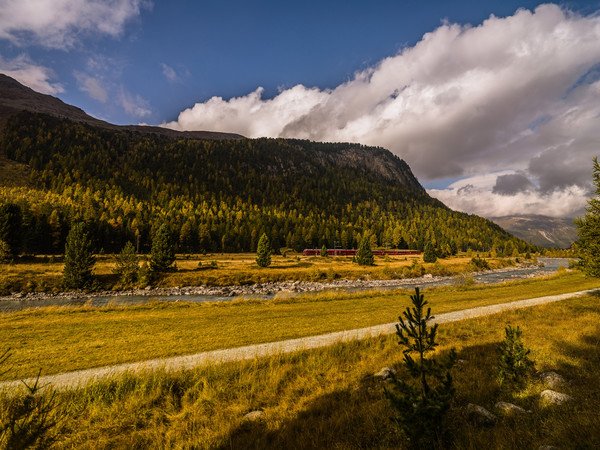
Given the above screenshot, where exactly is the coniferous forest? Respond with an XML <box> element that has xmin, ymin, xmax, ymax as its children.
<box><xmin>0</xmin><ymin>111</ymin><xmax>532</xmax><ymax>256</ymax></box>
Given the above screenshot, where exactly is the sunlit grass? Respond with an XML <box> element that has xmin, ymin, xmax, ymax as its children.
<box><xmin>6</xmin><ymin>293</ymin><xmax>599</xmax><ymax>449</ymax></box>
<box><xmin>0</xmin><ymin>271</ymin><xmax>598</xmax><ymax>381</ymax></box>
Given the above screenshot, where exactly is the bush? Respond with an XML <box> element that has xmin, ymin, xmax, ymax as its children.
<box><xmin>113</xmin><ymin>241</ymin><xmax>139</xmax><ymax>286</ymax></box>
<box><xmin>384</xmin><ymin>288</ymin><xmax>457</xmax><ymax>448</ymax></box>
<box><xmin>497</xmin><ymin>324</ymin><xmax>534</xmax><ymax>387</ymax></box>
<box><xmin>469</xmin><ymin>256</ymin><xmax>490</xmax><ymax>270</ymax></box>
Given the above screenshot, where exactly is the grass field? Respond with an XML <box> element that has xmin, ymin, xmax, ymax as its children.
<box><xmin>2</xmin><ymin>289</ymin><xmax>599</xmax><ymax>448</ymax></box>
<box><xmin>0</xmin><ymin>270</ymin><xmax>598</xmax><ymax>381</ymax></box>
<box><xmin>0</xmin><ymin>252</ymin><xmax>518</xmax><ymax>294</ymax></box>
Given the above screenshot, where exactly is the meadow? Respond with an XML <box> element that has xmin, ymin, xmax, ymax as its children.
<box><xmin>1</xmin><ymin>286</ymin><xmax>599</xmax><ymax>448</ymax></box>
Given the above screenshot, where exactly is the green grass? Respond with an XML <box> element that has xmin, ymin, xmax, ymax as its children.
<box><xmin>4</xmin><ymin>291</ymin><xmax>599</xmax><ymax>449</ymax></box>
<box><xmin>0</xmin><ymin>271</ymin><xmax>598</xmax><ymax>381</ymax></box>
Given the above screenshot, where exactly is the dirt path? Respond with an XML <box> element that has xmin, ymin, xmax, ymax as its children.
<box><xmin>2</xmin><ymin>288</ymin><xmax>597</xmax><ymax>392</ymax></box>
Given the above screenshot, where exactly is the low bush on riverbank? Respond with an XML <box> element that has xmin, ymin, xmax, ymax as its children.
<box><xmin>0</xmin><ymin>271</ymin><xmax>598</xmax><ymax>382</ymax></box>
<box><xmin>4</xmin><ymin>293</ymin><xmax>599</xmax><ymax>448</ymax></box>
<box><xmin>0</xmin><ymin>253</ymin><xmax>525</xmax><ymax>295</ymax></box>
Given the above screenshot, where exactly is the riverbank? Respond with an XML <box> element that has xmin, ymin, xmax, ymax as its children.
<box><xmin>0</xmin><ymin>259</ymin><xmax>547</xmax><ymax>304</ymax></box>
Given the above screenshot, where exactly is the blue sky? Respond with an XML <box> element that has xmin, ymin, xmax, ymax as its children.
<box><xmin>1</xmin><ymin>1</ymin><xmax>600</xmax><ymax>218</ymax></box>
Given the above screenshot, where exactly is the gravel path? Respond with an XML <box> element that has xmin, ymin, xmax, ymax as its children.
<box><xmin>2</xmin><ymin>288</ymin><xmax>597</xmax><ymax>392</ymax></box>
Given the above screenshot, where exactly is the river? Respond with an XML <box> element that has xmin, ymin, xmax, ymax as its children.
<box><xmin>0</xmin><ymin>258</ymin><xmax>571</xmax><ymax>312</ymax></box>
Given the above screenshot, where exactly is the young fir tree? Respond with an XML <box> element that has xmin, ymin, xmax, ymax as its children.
<box><xmin>113</xmin><ymin>241</ymin><xmax>139</xmax><ymax>285</ymax></box>
<box><xmin>575</xmin><ymin>157</ymin><xmax>600</xmax><ymax>277</ymax></box>
<box><xmin>150</xmin><ymin>224</ymin><xmax>175</xmax><ymax>272</ymax></box>
<box><xmin>63</xmin><ymin>222</ymin><xmax>95</xmax><ymax>290</ymax></box>
<box><xmin>384</xmin><ymin>287</ymin><xmax>457</xmax><ymax>448</ymax></box>
<box><xmin>256</xmin><ymin>233</ymin><xmax>272</xmax><ymax>267</ymax></box>
<box><xmin>423</xmin><ymin>242</ymin><xmax>437</xmax><ymax>263</ymax></box>
<box><xmin>321</xmin><ymin>244</ymin><xmax>327</xmax><ymax>257</ymax></box>
<box><xmin>497</xmin><ymin>324</ymin><xmax>534</xmax><ymax>387</ymax></box>
<box><xmin>356</xmin><ymin>235</ymin><xmax>374</xmax><ymax>266</ymax></box>
<box><xmin>0</xmin><ymin>203</ymin><xmax>22</xmax><ymax>257</ymax></box>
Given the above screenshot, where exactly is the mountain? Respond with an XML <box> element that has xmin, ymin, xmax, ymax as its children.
<box><xmin>0</xmin><ymin>74</ymin><xmax>244</xmax><ymax>141</ymax></box>
<box><xmin>0</xmin><ymin>74</ymin><xmax>532</xmax><ymax>255</ymax></box>
<box><xmin>490</xmin><ymin>215</ymin><xmax>577</xmax><ymax>249</ymax></box>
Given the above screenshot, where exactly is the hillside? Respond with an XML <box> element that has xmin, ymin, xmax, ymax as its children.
<box><xmin>0</xmin><ymin>76</ymin><xmax>531</xmax><ymax>256</ymax></box>
<box><xmin>490</xmin><ymin>215</ymin><xmax>576</xmax><ymax>249</ymax></box>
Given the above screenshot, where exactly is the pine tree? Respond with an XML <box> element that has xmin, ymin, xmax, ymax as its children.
<box><xmin>63</xmin><ymin>222</ymin><xmax>95</xmax><ymax>289</ymax></box>
<box><xmin>497</xmin><ymin>325</ymin><xmax>534</xmax><ymax>387</ymax></box>
<box><xmin>384</xmin><ymin>288</ymin><xmax>457</xmax><ymax>448</ymax></box>
<box><xmin>423</xmin><ymin>242</ymin><xmax>437</xmax><ymax>263</ymax></box>
<box><xmin>575</xmin><ymin>157</ymin><xmax>600</xmax><ymax>276</ymax></box>
<box><xmin>150</xmin><ymin>224</ymin><xmax>175</xmax><ymax>272</ymax></box>
<box><xmin>0</xmin><ymin>203</ymin><xmax>22</xmax><ymax>257</ymax></box>
<box><xmin>321</xmin><ymin>244</ymin><xmax>327</xmax><ymax>257</ymax></box>
<box><xmin>256</xmin><ymin>233</ymin><xmax>272</xmax><ymax>267</ymax></box>
<box><xmin>113</xmin><ymin>241</ymin><xmax>139</xmax><ymax>285</ymax></box>
<box><xmin>356</xmin><ymin>235</ymin><xmax>374</xmax><ymax>266</ymax></box>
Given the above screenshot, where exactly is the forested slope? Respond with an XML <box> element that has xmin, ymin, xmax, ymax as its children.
<box><xmin>0</xmin><ymin>111</ymin><xmax>531</xmax><ymax>255</ymax></box>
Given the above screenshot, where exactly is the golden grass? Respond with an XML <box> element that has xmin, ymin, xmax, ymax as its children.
<box><xmin>6</xmin><ymin>292</ymin><xmax>599</xmax><ymax>448</ymax></box>
<box><xmin>0</xmin><ymin>271</ymin><xmax>598</xmax><ymax>381</ymax></box>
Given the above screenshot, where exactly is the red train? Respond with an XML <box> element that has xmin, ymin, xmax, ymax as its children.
<box><xmin>302</xmin><ymin>249</ymin><xmax>421</xmax><ymax>256</ymax></box>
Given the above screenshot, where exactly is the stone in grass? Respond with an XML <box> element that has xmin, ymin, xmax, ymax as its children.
<box><xmin>466</xmin><ymin>403</ymin><xmax>497</xmax><ymax>427</ymax></box>
<box><xmin>243</xmin><ymin>410</ymin><xmax>265</xmax><ymax>421</ymax></box>
<box><xmin>374</xmin><ymin>367</ymin><xmax>396</xmax><ymax>381</ymax></box>
<box><xmin>540</xmin><ymin>390</ymin><xmax>573</xmax><ymax>406</ymax></box>
<box><xmin>495</xmin><ymin>401</ymin><xmax>528</xmax><ymax>415</ymax></box>
<box><xmin>539</xmin><ymin>371</ymin><xmax>566</xmax><ymax>389</ymax></box>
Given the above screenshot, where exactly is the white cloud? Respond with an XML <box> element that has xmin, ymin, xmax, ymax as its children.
<box><xmin>118</xmin><ymin>86</ymin><xmax>151</xmax><ymax>117</ymax></box>
<box><xmin>428</xmin><ymin>172</ymin><xmax>589</xmax><ymax>218</ymax></box>
<box><xmin>162</xmin><ymin>4</ymin><xmax>600</xmax><ymax>217</ymax></box>
<box><xmin>0</xmin><ymin>0</ymin><xmax>152</xmax><ymax>48</ymax></box>
<box><xmin>0</xmin><ymin>54</ymin><xmax>63</xmax><ymax>94</ymax></box>
<box><xmin>74</xmin><ymin>71</ymin><xmax>107</xmax><ymax>102</ymax></box>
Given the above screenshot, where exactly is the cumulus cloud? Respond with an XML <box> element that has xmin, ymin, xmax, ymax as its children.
<box><xmin>492</xmin><ymin>173</ymin><xmax>535</xmax><ymax>196</ymax></box>
<box><xmin>162</xmin><ymin>4</ymin><xmax>600</xmax><ymax>217</ymax></box>
<box><xmin>118</xmin><ymin>86</ymin><xmax>151</xmax><ymax>117</ymax></box>
<box><xmin>0</xmin><ymin>54</ymin><xmax>63</xmax><ymax>94</ymax></box>
<box><xmin>429</xmin><ymin>172</ymin><xmax>589</xmax><ymax>218</ymax></box>
<box><xmin>0</xmin><ymin>0</ymin><xmax>151</xmax><ymax>48</ymax></box>
<box><xmin>74</xmin><ymin>71</ymin><xmax>107</xmax><ymax>102</ymax></box>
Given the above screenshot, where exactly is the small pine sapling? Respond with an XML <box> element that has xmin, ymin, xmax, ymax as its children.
<box><xmin>255</xmin><ymin>233</ymin><xmax>272</xmax><ymax>267</ymax></box>
<box><xmin>321</xmin><ymin>244</ymin><xmax>327</xmax><ymax>257</ymax></box>
<box><xmin>384</xmin><ymin>287</ymin><xmax>457</xmax><ymax>449</ymax></box>
<box><xmin>496</xmin><ymin>324</ymin><xmax>534</xmax><ymax>387</ymax></box>
<box><xmin>356</xmin><ymin>236</ymin><xmax>374</xmax><ymax>266</ymax></box>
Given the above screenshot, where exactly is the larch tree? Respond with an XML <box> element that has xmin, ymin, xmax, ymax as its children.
<box><xmin>575</xmin><ymin>157</ymin><xmax>600</xmax><ymax>277</ymax></box>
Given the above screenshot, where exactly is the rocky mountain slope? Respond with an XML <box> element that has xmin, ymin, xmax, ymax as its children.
<box><xmin>490</xmin><ymin>215</ymin><xmax>576</xmax><ymax>248</ymax></box>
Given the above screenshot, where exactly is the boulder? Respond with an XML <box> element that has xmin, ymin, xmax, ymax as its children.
<box><xmin>540</xmin><ymin>389</ymin><xmax>573</xmax><ymax>406</ymax></box>
<box><xmin>495</xmin><ymin>401</ymin><xmax>527</xmax><ymax>415</ymax></box>
<box><xmin>243</xmin><ymin>410</ymin><xmax>265</xmax><ymax>421</ymax></box>
<box><xmin>466</xmin><ymin>403</ymin><xmax>497</xmax><ymax>427</ymax></box>
<box><xmin>374</xmin><ymin>367</ymin><xmax>396</xmax><ymax>381</ymax></box>
<box><xmin>539</xmin><ymin>371</ymin><xmax>566</xmax><ymax>389</ymax></box>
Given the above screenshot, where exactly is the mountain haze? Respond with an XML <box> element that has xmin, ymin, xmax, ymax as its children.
<box><xmin>490</xmin><ymin>215</ymin><xmax>576</xmax><ymax>249</ymax></box>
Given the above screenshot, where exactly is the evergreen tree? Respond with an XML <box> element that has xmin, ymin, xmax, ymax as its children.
<box><xmin>497</xmin><ymin>324</ymin><xmax>534</xmax><ymax>387</ymax></box>
<box><xmin>356</xmin><ymin>235</ymin><xmax>374</xmax><ymax>266</ymax></box>
<box><xmin>255</xmin><ymin>233</ymin><xmax>272</xmax><ymax>267</ymax></box>
<box><xmin>320</xmin><ymin>244</ymin><xmax>327</xmax><ymax>257</ymax></box>
<box><xmin>150</xmin><ymin>224</ymin><xmax>175</xmax><ymax>272</ymax></box>
<box><xmin>423</xmin><ymin>242</ymin><xmax>437</xmax><ymax>263</ymax></box>
<box><xmin>384</xmin><ymin>288</ymin><xmax>457</xmax><ymax>448</ymax></box>
<box><xmin>113</xmin><ymin>241</ymin><xmax>139</xmax><ymax>285</ymax></box>
<box><xmin>575</xmin><ymin>157</ymin><xmax>600</xmax><ymax>276</ymax></box>
<box><xmin>63</xmin><ymin>222</ymin><xmax>95</xmax><ymax>289</ymax></box>
<box><xmin>0</xmin><ymin>240</ymin><xmax>10</xmax><ymax>263</ymax></box>
<box><xmin>0</xmin><ymin>203</ymin><xmax>22</xmax><ymax>257</ymax></box>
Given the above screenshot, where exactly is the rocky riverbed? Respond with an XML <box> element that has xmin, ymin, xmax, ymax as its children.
<box><xmin>0</xmin><ymin>261</ymin><xmax>550</xmax><ymax>305</ymax></box>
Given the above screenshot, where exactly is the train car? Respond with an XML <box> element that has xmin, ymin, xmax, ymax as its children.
<box><xmin>302</xmin><ymin>249</ymin><xmax>421</xmax><ymax>256</ymax></box>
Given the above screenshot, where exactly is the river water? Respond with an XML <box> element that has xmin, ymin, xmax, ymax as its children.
<box><xmin>0</xmin><ymin>258</ymin><xmax>571</xmax><ymax>312</ymax></box>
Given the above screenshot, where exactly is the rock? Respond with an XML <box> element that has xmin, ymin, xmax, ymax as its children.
<box><xmin>374</xmin><ymin>367</ymin><xmax>396</xmax><ymax>381</ymax></box>
<box><xmin>538</xmin><ymin>446</ymin><xmax>560</xmax><ymax>450</ymax></box>
<box><xmin>243</xmin><ymin>410</ymin><xmax>264</xmax><ymax>421</ymax></box>
<box><xmin>539</xmin><ymin>371</ymin><xmax>566</xmax><ymax>389</ymax></box>
<box><xmin>495</xmin><ymin>401</ymin><xmax>527</xmax><ymax>415</ymax></box>
<box><xmin>466</xmin><ymin>403</ymin><xmax>497</xmax><ymax>427</ymax></box>
<box><xmin>540</xmin><ymin>390</ymin><xmax>573</xmax><ymax>406</ymax></box>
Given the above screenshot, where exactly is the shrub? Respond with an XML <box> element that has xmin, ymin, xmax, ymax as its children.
<box><xmin>469</xmin><ymin>256</ymin><xmax>490</xmax><ymax>270</ymax></box>
<box><xmin>496</xmin><ymin>324</ymin><xmax>534</xmax><ymax>387</ymax></box>
<box><xmin>384</xmin><ymin>288</ymin><xmax>457</xmax><ymax>448</ymax></box>
<box><xmin>113</xmin><ymin>241</ymin><xmax>139</xmax><ymax>286</ymax></box>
